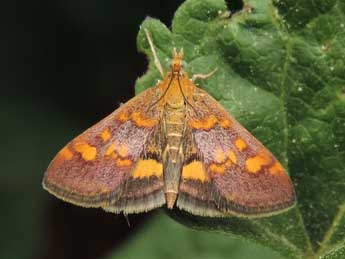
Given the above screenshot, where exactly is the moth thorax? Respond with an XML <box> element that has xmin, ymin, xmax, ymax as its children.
<box><xmin>163</xmin><ymin>79</ymin><xmax>186</xmax><ymax>108</ymax></box>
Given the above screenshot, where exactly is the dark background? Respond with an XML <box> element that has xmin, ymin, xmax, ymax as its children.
<box><xmin>1</xmin><ymin>1</ymin><xmax>245</xmax><ymax>259</ymax></box>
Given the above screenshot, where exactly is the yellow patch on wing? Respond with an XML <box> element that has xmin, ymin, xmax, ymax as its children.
<box><xmin>110</xmin><ymin>153</ymin><xmax>118</xmax><ymax>160</ymax></box>
<box><xmin>105</xmin><ymin>143</ymin><xmax>132</xmax><ymax>166</ymax></box>
<box><xmin>209</xmin><ymin>164</ymin><xmax>225</xmax><ymax>174</ymax></box>
<box><xmin>189</xmin><ymin>115</ymin><xmax>218</xmax><ymax>130</ymax></box>
<box><xmin>228</xmin><ymin>150</ymin><xmax>237</xmax><ymax>164</ymax></box>
<box><xmin>190</xmin><ymin>116</ymin><xmax>232</xmax><ymax>130</ymax></box>
<box><xmin>131</xmin><ymin>112</ymin><xmax>157</xmax><ymax>128</ymax></box>
<box><xmin>225</xmin><ymin>160</ymin><xmax>232</xmax><ymax>167</ymax></box>
<box><xmin>235</xmin><ymin>138</ymin><xmax>247</xmax><ymax>151</ymax></box>
<box><xmin>182</xmin><ymin>161</ymin><xmax>208</xmax><ymax>182</ymax></box>
<box><xmin>117</xmin><ymin>111</ymin><xmax>157</xmax><ymax>128</ymax></box>
<box><xmin>269</xmin><ymin>161</ymin><xmax>285</xmax><ymax>175</ymax></box>
<box><xmin>132</xmin><ymin>159</ymin><xmax>163</xmax><ymax>178</ymax></box>
<box><xmin>74</xmin><ymin>143</ymin><xmax>97</xmax><ymax>161</ymax></box>
<box><xmin>117</xmin><ymin>112</ymin><xmax>129</xmax><ymax>122</ymax></box>
<box><xmin>116</xmin><ymin>158</ymin><xmax>132</xmax><ymax>167</ymax></box>
<box><xmin>59</xmin><ymin>147</ymin><xmax>73</xmax><ymax>160</ymax></box>
<box><xmin>105</xmin><ymin>143</ymin><xmax>116</xmax><ymax>156</ymax></box>
<box><xmin>246</xmin><ymin>153</ymin><xmax>271</xmax><ymax>173</ymax></box>
<box><xmin>82</xmin><ymin>148</ymin><xmax>97</xmax><ymax>161</ymax></box>
<box><xmin>100</xmin><ymin>128</ymin><xmax>111</xmax><ymax>142</ymax></box>
<box><xmin>219</xmin><ymin>119</ymin><xmax>232</xmax><ymax>128</ymax></box>
<box><xmin>209</xmin><ymin>149</ymin><xmax>238</xmax><ymax>174</ymax></box>
<box><xmin>215</xmin><ymin>149</ymin><xmax>226</xmax><ymax>163</ymax></box>
<box><xmin>118</xmin><ymin>145</ymin><xmax>128</xmax><ymax>157</ymax></box>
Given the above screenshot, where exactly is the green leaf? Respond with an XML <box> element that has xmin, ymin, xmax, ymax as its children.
<box><xmin>109</xmin><ymin>212</ymin><xmax>283</xmax><ymax>259</ymax></box>
<box><xmin>126</xmin><ymin>0</ymin><xmax>345</xmax><ymax>258</ymax></box>
<box><xmin>320</xmin><ymin>242</ymin><xmax>345</xmax><ymax>259</ymax></box>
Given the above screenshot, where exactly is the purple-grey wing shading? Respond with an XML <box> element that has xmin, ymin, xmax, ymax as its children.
<box><xmin>43</xmin><ymin>87</ymin><xmax>166</xmax><ymax>214</ymax></box>
<box><xmin>177</xmin><ymin>88</ymin><xmax>296</xmax><ymax>217</ymax></box>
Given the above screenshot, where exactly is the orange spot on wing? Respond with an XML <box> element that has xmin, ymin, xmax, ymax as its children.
<box><xmin>100</xmin><ymin>128</ymin><xmax>111</xmax><ymax>142</ymax></box>
<box><xmin>209</xmin><ymin>163</ymin><xmax>225</xmax><ymax>174</ymax></box>
<box><xmin>105</xmin><ymin>143</ymin><xmax>116</xmax><ymax>156</ymax></box>
<box><xmin>131</xmin><ymin>112</ymin><xmax>157</xmax><ymax>128</ymax></box>
<box><xmin>269</xmin><ymin>161</ymin><xmax>285</xmax><ymax>175</ymax></box>
<box><xmin>118</xmin><ymin>145</ymin><xmax>128</xmax><ymax>157</ymax></box>
<box><xmin>132</xmin><ymin>159</ymin><xmax>163</xmax><ymax>178</ymax></box>
<box><xmin>82</xmin><ymin>148</ymin><xmax>97</xmax><ymax>161</ymax></box>
<box><xmin>235</xmin><ymin>138</ymin><xmax>247</xmax><ymax>151</ymax></box>
<box><xmin>246</xmin><ymin>153</ymin><xmax>271</xmax><ymax>173</ymax></box>
<box><xmin>190</xmin><ymin>115</ymin><xmax>218</xmax><ymax>130</ymax></box>
<box><xmin>74</xmin><ymin>143</ymin><xmax>87</xmax><ymax>153</ymax></box>
<box><xmin>225</xmin><ymin>160</ymin><xmax>232</xmax><ymax>167</ymax></box>
<box><xmin>182</xmin><ymin>161</ymin><xmax>208</xmax><ymax>182</ymax></box>
<box><xmin>117</xmin><ymin>110</ymin><xmax>157</xmax><ymax>128</ymax></box>
<box><xmin>219</xmin><ymin>119</ymin><xmax>232</xmax><ymax>128</ymax></box>
<box><xmin>74</xmin><ymin>143</ymin><xmax>97</xmax><ymax>161</ymax></box>
<box><xmin>211</xmin><ymin>149</ymin><xmax>237</xmax><ymax>173</ymax></box>
<box><xmin>117</xmin><ymin>112</ymin><xmax>129</xmax><ymax>122</ymax></box>
<box><xmin>228</xmin><ymin>150</ymin><xmax>237</xmax><ymax>164</ymax></box>
<box><xmin>59</xmin><ymin>147</ymin><xmax>73</xmax><ymax>160</ymax></box>
<box><xmin>116</xmin><ymin>158</ymin><xmax>132</xmax><ymax>167</ymax></box>
<box><xmin>110</xmin><ymin>153</ymin><xmax>118</xmax><ymax>159</ymax></box>
<box><xmin>215</xmin><ymin>149</ymin><xmax>226</xmax><ymax>163</ymax></box>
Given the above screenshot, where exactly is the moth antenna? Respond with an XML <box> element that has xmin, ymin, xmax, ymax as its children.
<box><xmin>144</xmin><ymin>29</ymin><xmax>164</xmax><ymax>78</ymax></box>
<box><xmin>177</xmin><ymin>75</ymin><xmax>197</xmax><ymax>113</ymax></box>
<box><xmin>173</xmin><ymin>47</ymin><xmax>178</xmax><ymax>57</ymax></box>
<box><xmin>179</xmin><ymin>48</ymin><xmax>184</xmax><ymax>58</ymax></box>
<box><xmin>145</xmin><ymin>72</ymin><xmax>174</xmax><ymax>112</ymax></box>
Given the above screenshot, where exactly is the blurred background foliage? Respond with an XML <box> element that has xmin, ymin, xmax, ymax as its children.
<box><xmin>1</xmin><ymin>0</ymin><xmax>283</xmax><ymax>258</ymax></box>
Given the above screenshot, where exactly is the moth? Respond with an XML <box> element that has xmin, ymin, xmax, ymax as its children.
<box><xmin>42</xmin><ymin>30</ymin><xmax>296</xmax><ymax>217</ymax></box>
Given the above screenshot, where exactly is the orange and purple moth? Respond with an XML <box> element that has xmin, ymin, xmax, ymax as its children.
<box><xmin>42</xmin><ymin>30</ymin><xmax>296</xmax><ymax>217</ymax></box>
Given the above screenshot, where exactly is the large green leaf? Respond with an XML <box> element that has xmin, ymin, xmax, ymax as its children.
<box><xmin>125</xmin><ymin>0</ymin><xmax>345</xmax><ymax>258</ymax></box>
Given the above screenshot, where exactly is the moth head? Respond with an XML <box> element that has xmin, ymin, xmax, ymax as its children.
<box><xmin>171</xmin><ymin>48</ymin><xmax>185</xmax><ymax>74</ymax></box>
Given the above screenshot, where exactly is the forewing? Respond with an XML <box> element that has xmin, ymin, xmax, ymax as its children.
<box><xmin>178</xmin><ymin>88</ymin><xmax>296</xmax><ymax>217</ymax></box>
<box><xmin>43</xmin><ymin>87</ymin><xmax>165</xmax><ymax>213</ymax></box>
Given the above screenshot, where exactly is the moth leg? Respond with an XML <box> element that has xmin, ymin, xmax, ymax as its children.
<box><xmin>192</xmin><ymin>68</ymin><xmax>218</xmax><ymax>82</ymax></box>
<box><xmin>144</xmin><ymin>29</ymin><xmax>164</xmax><ymax>78</ymax></box>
